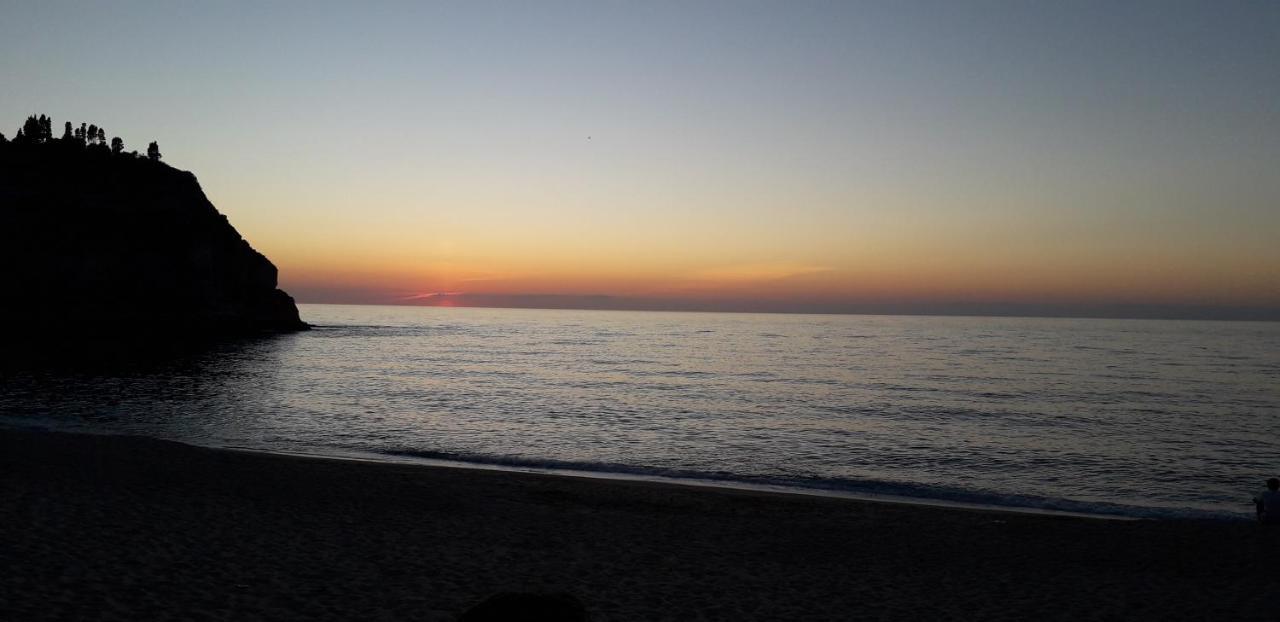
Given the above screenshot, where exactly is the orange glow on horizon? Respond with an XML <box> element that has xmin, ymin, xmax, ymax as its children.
<box><xmin>272</xmin><ymin>247</ymin><xmax>1280</xmax><ymax>314</ymax></box>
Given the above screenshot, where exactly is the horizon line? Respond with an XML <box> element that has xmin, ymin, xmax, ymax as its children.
<box><xmin>290</xmin><ymin>298</ymin><xmax>1280</xmax><ymax>323</ymax></box>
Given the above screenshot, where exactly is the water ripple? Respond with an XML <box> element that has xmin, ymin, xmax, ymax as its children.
<box><xmin>2</xmin><ymin>304</ymin><xmax>1277</xmax><ymax>520</ymax></box>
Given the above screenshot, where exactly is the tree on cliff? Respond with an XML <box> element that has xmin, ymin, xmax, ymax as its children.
<box><xmin>7</xmin><ymin>114</ymin><xmax>163</xmax><ymax>165</ymax></box>
<box><xmin>19</xmin><ymin>115</ymin><xmax>53</xmax><ymax>143</ymax></box>
<box><xmin>34</xmin><ymin>116</ymin><xmax>51</xmax><ymax>141</ymax></box>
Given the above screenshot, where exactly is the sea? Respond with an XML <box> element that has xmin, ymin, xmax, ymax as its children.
<box><xmin>3</xmin><ymin>303</ymin><xmax>1278</xmax><ymax>520</ymax></box>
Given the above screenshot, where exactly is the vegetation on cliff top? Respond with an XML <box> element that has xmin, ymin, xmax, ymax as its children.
<box><xmin>2</xmin><ymin>114</ymin><xmax>162</xmax><ymax>161</ymax></box>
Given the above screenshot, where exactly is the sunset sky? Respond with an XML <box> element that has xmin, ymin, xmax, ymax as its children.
<box><xmin>3</xmin><ymin>2</ymin><xmax>1278</xmax><ymax>318</ymax></box>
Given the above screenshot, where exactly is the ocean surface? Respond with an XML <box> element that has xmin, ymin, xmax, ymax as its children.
<box><xmin>3</xmin><ymin>304</ymin><xmax>1278</xmax><ymax>520</ymax></box>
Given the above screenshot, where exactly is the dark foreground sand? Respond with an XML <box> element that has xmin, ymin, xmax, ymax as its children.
<box><xmin>2</xmin><ymin>430</ymin><xmax>1277</xmax><ymax>621</ymax></box>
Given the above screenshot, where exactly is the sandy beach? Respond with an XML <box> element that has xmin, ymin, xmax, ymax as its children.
<box><xmin>1</xmin><ymin>429</ymin><xmax>1276</xmax><ymax>621</ymax></box>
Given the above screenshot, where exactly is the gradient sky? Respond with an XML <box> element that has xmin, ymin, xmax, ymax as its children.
<box><xmin>3</xmin><ymin>1</ymin><xmax>1278</xmax><ymax>318</ymax></box>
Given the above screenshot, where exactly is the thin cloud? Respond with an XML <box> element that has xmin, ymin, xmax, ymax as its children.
<box><xmin>399</xmin><ymin>291</ymin><xmax>464</xmax><ymax>301</ymax></box>
<box><xmin>683</xmin><ymin>262</ymin><xmax>833</xmax><ymax>284</ymax></box>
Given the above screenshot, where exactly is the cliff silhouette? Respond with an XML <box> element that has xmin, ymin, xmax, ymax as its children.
<box><xmin>0</xmin><ymin>116</ymin><xmax>308</xmax><ymax>337</ymax></box>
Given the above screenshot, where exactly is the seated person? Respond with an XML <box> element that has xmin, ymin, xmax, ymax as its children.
<box><xmin>1255</xmin><ymin>478</ymin><xmax>1280</xmax><ymax>523</ymax></box>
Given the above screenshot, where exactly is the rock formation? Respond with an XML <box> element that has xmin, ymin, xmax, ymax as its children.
<box><xmin>0</xmin><ymin>129</ymin><xmax>308</xmax><ymax>337</ymax></box>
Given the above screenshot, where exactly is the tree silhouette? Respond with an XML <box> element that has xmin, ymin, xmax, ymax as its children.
<box><xmin>0</xmin><ymin>132</ymin><xmax>7</xmax><ymax>144</ymax></box>
<box><xmin>21</xmin><ymin>116</ymin><xmax>42</xmax><ymax>143</ymax></box>
<box><xmin>6</xmin><ymin>114</ymin><xmax>164</xmax><ymax>164</ymax></box>
<box><xmin>21</xmin><ymin>115</ymin><xmax>53</xmax><ymax>142</ymax></box>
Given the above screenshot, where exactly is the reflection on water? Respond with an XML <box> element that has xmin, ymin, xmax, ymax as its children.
<box><xmin>1</xmin><ymin>334</ymin><xmax>300</xmax><ymax>445</ymax></box>
<box><xmin>3</xmin><ymin>304</ymin><xmax>1279</xmax><ymax>519</ymax></box>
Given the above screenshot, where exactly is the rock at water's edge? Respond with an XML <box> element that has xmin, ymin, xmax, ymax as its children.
<box><xmin>0</xmin><ymin>140</ymin><xmax>309</xmax><ymax>337</ymax></box>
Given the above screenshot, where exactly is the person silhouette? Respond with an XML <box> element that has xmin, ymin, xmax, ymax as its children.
<box><xmin>1254</xmin><ymin>478</ymin><xmax>1280</xmax><ymax>524</ymax></box>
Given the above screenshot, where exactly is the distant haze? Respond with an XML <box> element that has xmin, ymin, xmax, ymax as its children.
<box><xmin>4</xmin><ymin>2</ymin><xmax>1278</xmax><ymax>320</ymax></box>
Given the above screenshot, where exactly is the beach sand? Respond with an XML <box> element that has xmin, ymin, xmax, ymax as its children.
<box><xmin>2</xmin><ymin>429</ymin><xmax>1276</xmax><ymax>621</ymax></box>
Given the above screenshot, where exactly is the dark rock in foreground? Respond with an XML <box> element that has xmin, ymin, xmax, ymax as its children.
<box><xmin>0</xmin><ymin>138</ymin><xmax>307</xmax><ymax>337</ymax></box>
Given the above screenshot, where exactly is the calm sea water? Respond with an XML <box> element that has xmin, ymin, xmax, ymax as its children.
<box><xmin>3</xmin><ymin>304</ymin><xmax>1278</xmax><ymax>519</ymax></box>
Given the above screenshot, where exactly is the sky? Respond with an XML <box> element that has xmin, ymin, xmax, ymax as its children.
<box><xmin>2</xmin><ymin>1</ymin><xmax>1278</xmax><ymax>319</ymax></box>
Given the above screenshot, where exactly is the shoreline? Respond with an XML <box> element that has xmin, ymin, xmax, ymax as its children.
<box><xmin>218</xmin><ymin>443</ymin><xmax>1144</xmax><ymax>522</ymax></box>
<box><xmin>1</xmin><ymin>424</ymin><xmax>1205</xmax><ymax>522</ymax></box>
<box><xmin>2</xmin><ymin>422</ymin><xmax>1218</xmax><ymax>519</ymax></box>
<box><xmin>4</xmin><ymin>427</ymin><xmax>1278</xmax><ymax>620</ymax></box>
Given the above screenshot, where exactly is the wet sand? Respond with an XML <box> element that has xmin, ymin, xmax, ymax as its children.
<box><xmin>2</xmin><ymin>429</ymin><xmax>1276</xmax><ymax>621</ymax></box>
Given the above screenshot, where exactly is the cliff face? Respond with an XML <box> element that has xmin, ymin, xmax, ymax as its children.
<box><xmin>0</xmin><ymin>141</ymin><xmax>308</xmax><ymax>336</ymax></box>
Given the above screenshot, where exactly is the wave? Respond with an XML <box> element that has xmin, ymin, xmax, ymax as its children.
<box><xmin>0</xmin><ymin>415</ymin><xmax>1246</xmax><ymax>522</ymax></box>
<box><xmin>376</xmin><ymin>447</ymin><xmax>1238</xmax><ymax>521</ymax></box>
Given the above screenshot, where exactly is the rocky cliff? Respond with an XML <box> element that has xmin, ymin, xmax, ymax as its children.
<box><xmin>0</xmin><ymin>138</ymin><xmax>308</xmax><ymax>337</ymax></box>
